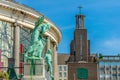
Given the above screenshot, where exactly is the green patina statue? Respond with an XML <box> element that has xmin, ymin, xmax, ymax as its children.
<box><xmin>25</xmin><ymin>16</ymin><xmax>50</xmax><ymax>60</ymax></box>
<box><xmin>44</xmin><ymin>49</ymin><xmax>54</xmax><ymax>79</ymax></box>
<box><xmin>24</xmin><ymin>16</ymin><xmax>51</xmax><ymax>75</ymax></box>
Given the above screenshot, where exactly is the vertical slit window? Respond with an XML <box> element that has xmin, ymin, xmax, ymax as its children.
<box><xmin>80</xmin><ymin>35</ymin><xmax>82</xmax><ymax>60</ymax></box>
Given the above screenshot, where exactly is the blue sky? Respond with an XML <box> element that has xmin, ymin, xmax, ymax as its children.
<box><xmin>16</xmin><ymin>0</ymin><xmax>120</xmax><ymax>55</ymax></box>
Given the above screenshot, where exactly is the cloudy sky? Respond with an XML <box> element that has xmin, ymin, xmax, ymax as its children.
<box><xmin>16</xmin><ymin>0</ymin><xmax>120</xmax><ymax>55</ymax></box>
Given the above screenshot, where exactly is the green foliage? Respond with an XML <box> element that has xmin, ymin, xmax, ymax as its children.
<box><xmin>0</xmin><ymin>70</ymin><xmax>9</xmax><ymax>80</ymax></box>
<box><xmin>99</xmin><ymin>53</ymin><xmax>103</xmax><ymax>60</ymax></box>
<box><xmin>118</xmin><ymin>54</ymin><xmax>120</xmax><ymax>56</ymax></box>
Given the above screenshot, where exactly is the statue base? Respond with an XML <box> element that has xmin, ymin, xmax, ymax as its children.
<box><xmin>23</xmin><ymin>76</ymin><xmax>46</xmax><ymax>80</ymax></box>
<box><xmin>23</xmin><ymin>59</ymin><xmax>52</xmax><ymax>80</ymax></box>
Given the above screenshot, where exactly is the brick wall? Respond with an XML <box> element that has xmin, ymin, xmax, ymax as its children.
<box><xmin>68</xmin><ymin>62</ymin><xmax>98</xmax><ymax>80</ymax></box>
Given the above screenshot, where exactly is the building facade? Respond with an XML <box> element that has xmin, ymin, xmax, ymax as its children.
<box><xmin>58</xmin><ymin>54</ymin><xmax>69</xmax><ymax>80</ymax></box>
<box><xmin>99</xmin><ymin>56</ymin><xmax>120</xmax><ymax>80</ymax></box>
<box><xmin>0</xmin><ymin>0</ymin><xmax>62</xmax><ymax>80</ymax></box>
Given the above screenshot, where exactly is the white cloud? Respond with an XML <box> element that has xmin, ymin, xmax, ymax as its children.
<box><xmin>97</xmin><ymin>38</ymin><xmax>120</xmax><ymax>54</ymax></box>
<box><xmin>102</xmin><ymin>38</ymin><xmax>120</xmax><ymax>48</ymax></box>
<box><xmin>91</xmin><ymin>37</ymin><xmax>120</xmax><ymax>55</ymax></box>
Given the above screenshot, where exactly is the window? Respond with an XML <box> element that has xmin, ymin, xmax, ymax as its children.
<box><xmin>0</xmin><ymin>21</ymin><xmax>14</xmax><ymax>57</ymax></box>
<box><xmin>113</xmin><ymin>74</ymin><xmax>117</xmax><ymax>80</ymax></box>
<box><xmin>105</xmin><ymin>74</ymin><xmax>110</xmax><ymax>79</ymax></box>
<box><xmin>20</xmin><ymin>27</ymin><xmax>31</xmax><ymax>52</ymax></box>
<box><xmin>118</xmin><ymin>68</ymin><xmax>120</xmax><ymax>70</ymax></box>
<box><xmin>59</xmin><ymin>66</ymin><xmax>62</xmax><ymax>71</ymax></box>
<box><xmin>100</xmin><ymin>74</ymin><xmax>104</xmax><ymax>78</ymax></box>
<box><xmin>109</xmin><ymin>57</ymin><xmax>114</xmax><ymax>60</ymax></box>
<box><xmin>117</xmin><ymin>62</ymin><xmax>120</xmax><ymax>66</ymax></box>
<box><xmin>64</xmin><ymin>66</ymin><xmax>67</xmax><ymax>71</ymax></box>
<box><xmin>100</xmin><ymin>68</ymin><xmax>104</xmax><ymax>70</ymax></box>
<box><xmin>0</xmin><ymin>21</ymin><xmax>14</xmax><ymax>69</ymax></box>
<box><xmin>105</xmin><ymin>62</ymin><xmax>110</xmax><ymax>67</ymax></box>
<box><xmin>115</xmin><ymin>57</ymin><xmax>119</xmax><ymax>60</ymax></box>
<box><xmin>112</xmin><ymin>68</ymin><xmax>116</xmax><ymax>71</ymax></box>
<box><xmin>59</xmin><ymin>72</ymin><xmax>62</xmax><ymax>77</ymax></box>
<box><xmin>106</xmin><ymin>68</ymin><xmax>109</xmax><ymax>71</ymax></box>
<box><xmin>99</xmin><ymin>62</ymin><xmax>105</xmax><ymax>67</ymax></box>
<box><xmin>64</xmin><ymin>72</ymin><xmax>67</xmax><ymax>77</ymax></box>
<box><xmin>103</xmin><ymin>57</ymin><xmax>108</xmax><ymax>60</ymax></box>
<box><xmin>111</xmin><ymin>62</ymin><xmax>117</xmax><ymax>66</ymax></box>
<box><xmin>80</xmin><ymin>35</ymin><xmax>82</xmax><ymax>60</ymax></box>
<box><xmin>113</xmin><ymin>74</ymin><xmax>117</xmax><ymax>77</ymax></box>
<box><xmin>79</xmin><ymin>18</ymin><xmax>82</xmax><ymax>28</ymax></box>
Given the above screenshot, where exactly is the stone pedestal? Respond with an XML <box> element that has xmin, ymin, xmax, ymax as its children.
<box><xmin>23</xmin><ymin>76</ymin><xmax>46</xmax><ymax>80</ymax></box>
<box><xmin>23</xmin><ymin>59</ymin><xmax>52</xmax><ymax>80</ymax></box>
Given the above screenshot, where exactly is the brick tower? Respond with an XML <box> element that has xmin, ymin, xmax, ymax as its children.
<box><xmin>68</xmin><ymin>8</ymin><xmax>98</xmax><ymax>80</ymax></box>
<box><xmin>70</xmin><ymin>12</ymin><xmax>90</xmax><ymax>62</ymax></box>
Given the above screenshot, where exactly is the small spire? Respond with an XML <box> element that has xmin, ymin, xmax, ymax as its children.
<box><xmin>78</xmin><ymin>6</ymin><xmax>83</xmax><ymax>14</ymax></box>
